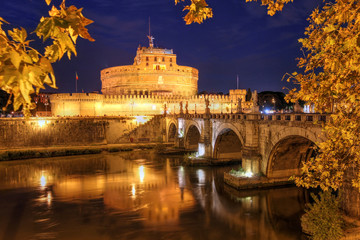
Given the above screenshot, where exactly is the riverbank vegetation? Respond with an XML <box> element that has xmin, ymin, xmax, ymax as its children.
<box><xmin>0</xmin><ymin>143</ymin><xmax>158</xmax><ymax>161</ymax></box>
<box><xmin>301</xmin><ymin>191</ymin><xmax>344</xmax><ymax>240</ymax></box>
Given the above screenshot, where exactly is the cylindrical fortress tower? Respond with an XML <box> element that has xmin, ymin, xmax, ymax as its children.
<box><xmin>101</xmin><ymin>40</ymin><xmax>198</xmax><ymax>97</ymax></box>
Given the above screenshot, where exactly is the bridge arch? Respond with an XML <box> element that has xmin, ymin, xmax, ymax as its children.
<box><xmin>266</xmin><ymin>133</ymin><xmax>319</xmax><ymax>179</ymax></box>
<box><xmin>165</xmin><ymin>118</ymin><xmax>178</xmax><ymax>142</ymax></box>
<box><xmin>213</xmin><ymin>124</ymin><xmax>243</xmax><ymax>159</ymax></box>
<box><xmin>168</xmin><ymin>122</ymin><xmax>177</xmax><ymax>142</ymax></box>
<box><xmin>184</xmin><ymin>122</ymin><xmax>201</xmax><ymax>150</ymax></box>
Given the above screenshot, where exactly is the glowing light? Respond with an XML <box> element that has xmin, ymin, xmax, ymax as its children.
<box><xmin>139</xmin><ymin>165</ymin><xmax>145</xmax><ymax>183</ymax></box>
<box><xmin>38</xmin><ymin>120</ymin><xmax>46</xmax><ymax>127</ymax></box>
<box><xmin>264</xmin><ymin>109</ymin><xmax>275</xmax><ymax>114</ymax></box>
<box><xmin>196</xmin><ymin>169</ymin><xmax>205</xmax><ymax>184</ymax></box>
<box><xmin>40</xmin><ymin>175</ymin><xmax>47</xmax><ymax>187</ymax></box>
<box><xmin>134</xmin><ymin>116</ymin><xmax>149</xmax><ymax>124</ymax></box>
<box><xmin>196</xmin><ymin>143</ymin><xmax>205</xmax><ymax>157</ymax></box>
<box><xmin>245</xmin><ymin>171</ymin><xmax>253</xmax><ymax>178</ymax></box>
<box><xmin>152</xmin><ymin>105</ymin><xmax>156</xmax><ymax>110</ymax></box>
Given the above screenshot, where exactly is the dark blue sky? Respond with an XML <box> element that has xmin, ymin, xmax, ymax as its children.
<box><xmin>0</xmin><ymin>0</ymin><xmax>323</xmax><ymax>94</ymax></box>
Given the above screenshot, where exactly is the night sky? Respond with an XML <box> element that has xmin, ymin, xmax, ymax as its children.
<box><xmin>0</xmin><ymin>0</ymin><xmax>323</xmax><ymax>94</ymax></box>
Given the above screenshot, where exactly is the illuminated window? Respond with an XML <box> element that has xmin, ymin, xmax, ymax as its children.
<box><xmin>153</xmin><ymin>64</ymin><xmax>166</xmax><ymax>70</ymax></box>
<box><xmin>146</xmin><ymin>57</ymin><xmax>149</xmax><ymax>61</ymax></box>
<box><xmin>170</xmin><ymin>58</ymin><xmax>172</xmax><ymax>62</ymax></box>
<box><xmin>154</xmin><ymin>57</ymin><xmax>157</xmax><ymax>61</ymax></box>
<box><xmin>170</xmin><ymin>63</ymin><xmax>172</xmax><ymax>67</ymax></box>
<box><xmin>162</xmin><ymin>57</ymin><xmax>165</xmax><ymax>62</ymax></box>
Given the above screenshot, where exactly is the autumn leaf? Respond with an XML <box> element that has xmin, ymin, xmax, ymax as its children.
<box><xmin>0</xmin><ymin>0</ymin><xmax>94</xmax><ymax>116</ymax></box>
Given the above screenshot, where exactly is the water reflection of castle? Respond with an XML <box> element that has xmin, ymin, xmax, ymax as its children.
<box><xmin>50</xmin><ymin>36</ymin><xmax>256</xmax><ymax>117</ymax></box>
<box><xmin>0</xmin><ymin>153</ymin><xmax>307</xmax><ymax>238</ymax></box>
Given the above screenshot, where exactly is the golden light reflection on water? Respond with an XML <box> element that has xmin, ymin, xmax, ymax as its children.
<box><xmin>131</xmin><ymin>184</ymin><xmax>136</xmax><ymax>197</ymax></box>
<box><xmin>47</xmin><ymin>192</ymin><xmax>52</xmax><ymax>206</ymax></box>
<box><xmin>0</xmin><ymin>154</ymin><xmax>307</xmax><ymax>239</ymax></box>
<box><xmin>139</xmin><ymin>165</ymin><xmax>145</xmax><ymax>183</ymax></box>
<box><xmin>40</xmin><ymin>175</ymin><xmax>47</xmax><ymax>188</ymax></box>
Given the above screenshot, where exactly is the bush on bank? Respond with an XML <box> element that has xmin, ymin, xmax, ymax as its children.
<box><xmin>301</xmin><ymin>191</ymin><xmax>344</xmax><ymax>240</ymax></box>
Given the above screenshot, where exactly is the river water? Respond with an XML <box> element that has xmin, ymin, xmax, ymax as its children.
<box><xmin>0</xmin><ymin>150</ymin><xmax>309</xmax><ymax>240</ymax></box>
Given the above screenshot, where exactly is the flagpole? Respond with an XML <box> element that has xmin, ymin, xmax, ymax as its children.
<box><xmin>237</xmin><ymin>74</ymin><xmax>239</xmax><ymax>89</ymax></box>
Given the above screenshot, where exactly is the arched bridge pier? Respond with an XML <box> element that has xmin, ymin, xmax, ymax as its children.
<box><xmin>164</xmin><ymin>113</ymin><xmax>327</xmax><ymax>180</ymax></box>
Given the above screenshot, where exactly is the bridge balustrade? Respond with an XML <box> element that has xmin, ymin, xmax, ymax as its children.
<box><xmin>258</xmin><ymin>113</ymin><xmax>329</xmax><ymax>124</ymax></box>
<box><xmin>175</xmin><ymin>113</ymin><xmax>328</xmax><ymax>123</ymax></box>
<box><xmin>318</xmin><ymin>115</ymin><xmax>327</xmax><ymax>122</ymax></box>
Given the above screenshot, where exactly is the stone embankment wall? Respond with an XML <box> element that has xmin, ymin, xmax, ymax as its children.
<box><xmin>106</xmin><ymin>115</ymin><xmax>164</xmax><ymax>143</ymax></box>
<box><xmin>0</xmin><ymin>116</ymin><xmax>163</xmax><ymax>149</ymax></box>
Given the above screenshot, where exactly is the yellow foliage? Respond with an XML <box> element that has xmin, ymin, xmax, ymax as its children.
<box><xmin>0</xmin><ymin>0</ymin><xmax>94</xmax><ymax>116</ymax></box>
<box><xmin>288</xmin><ymin>0</ymin><xmax>360</xmax><ymax>191</ymax></box>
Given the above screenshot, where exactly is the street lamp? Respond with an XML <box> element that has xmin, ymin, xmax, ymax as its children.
<box><xmin>130</xmin><ymin>101</ymin><xmax>134</xmax><ymax>116</ymax></box>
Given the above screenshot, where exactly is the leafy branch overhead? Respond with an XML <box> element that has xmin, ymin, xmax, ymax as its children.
<box><xmin>175</xmin><ymin>0</ymin><xmax>213</xmax><ymax>24</ymax></box>
<box><xmin>0</xmin><ymin>0</ymin><xmax>94</xmax><ymax>116</ymax></box>
<box><xmin>286</xmin><ymin>0</ymin><xmax>360</xmax><ymax>191</ymax></box>
<box><xmin>176</xmin><ymin>0</ymin><xmax>293</xmax><ymax>24</ymax></box>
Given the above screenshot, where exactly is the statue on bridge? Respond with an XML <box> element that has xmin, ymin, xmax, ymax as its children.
<box><xmin>294</xmin><ymin>100</ymin><xmax>303</xmax><ymax>113</ymax></box>
<box><xmin>251</xmin><ymin>90</ymin><xmax>260</xmax><ymax>113</ymax></box>
<box><xmin>205</xmin><ymin>98</ymin><xmax>211</xmax><ymax>114</ymax></box>
<box><xmin>163</xmin><ymin>103</ymin><xmax>167</xmax><ymax>116</ymax></box>
<box><xmin>185</xmin><ymin>101</ymin><xmax>189</xmax><ymax>114</ymax></box>
<box><xmin>180</xmin><ymin>101</ymin><xmax>183</xmax><ymax>114</ymax></box>
<box><xmin>237</xmin><ymin>97</ymin><xmax>242</xmax><ymax>114</ymax></box>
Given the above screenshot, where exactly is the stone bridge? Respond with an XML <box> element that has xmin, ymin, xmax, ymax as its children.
<box><xmin>164</xmin><ymin>113</ymin><xmax>328</xmax><ymax>179</ymax></box>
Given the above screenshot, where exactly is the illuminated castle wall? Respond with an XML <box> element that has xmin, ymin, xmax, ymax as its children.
<box><xmin>50</xmin><ymin>37</ymin><xmax>254</xmax><ymax>117</ymax></box>
<box><xmin>101</xmin><ymin>46</ymin><xmax>198</xmax><ymax>96</ymax></box>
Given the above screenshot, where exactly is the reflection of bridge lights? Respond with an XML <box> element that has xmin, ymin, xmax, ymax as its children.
<box><xmin>47</xmin><ymin>192</ymin><xmax>52</xmax><ymax>206</ymax></box>
<box><xmin>178</xmin><ymin>166</ymin><xmax>185</xmax><ymax>188</ymax></box>
<box><xmin>131</xmin><ymin>184</ymin><xmax>136</xmax><ymax>197</ymax></box>
<box><xmin>40</xmin><ymin>174</ymin><xmax>47</xmax><ymax>188</ymax></box>
<box><xmin>139</xmin><ymin>165</ymin><xmax>145</xmax><ymax>183</ymax></box>
<box><xmin>196</xmin><ymin>169</ymin><xmax>205</xmax><ymax>184</ymax></box>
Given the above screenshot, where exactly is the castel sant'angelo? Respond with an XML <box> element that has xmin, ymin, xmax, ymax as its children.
<box><xmin>50</xmin><ymin>36</ymin><xmax>256</xmax><ymax>117</ymax></box>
